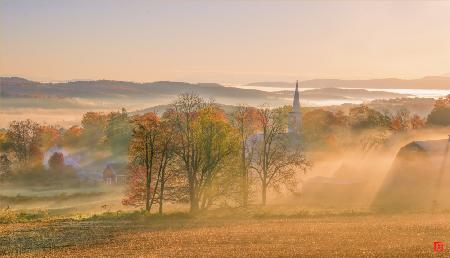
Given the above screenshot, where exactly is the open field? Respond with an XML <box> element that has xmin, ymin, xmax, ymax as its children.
<box><xmin>2</xmin><ymin>212</ymin><xmax>450</xmax><ymax>257</ymax></box>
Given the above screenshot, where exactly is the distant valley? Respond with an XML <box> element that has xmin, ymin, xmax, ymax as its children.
<box><xmin>0</xmin><ymin>76</ymin><xmax>447</xmax><ymax>127</ymax></box>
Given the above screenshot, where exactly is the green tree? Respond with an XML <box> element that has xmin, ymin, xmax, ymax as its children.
<box><xmin>6</xmin><ymin>119</ymin><xmax>42</xmax><ymax>166</ymax></box>
<box><xmin>349</xmin><ymin>105</ymin><xmax>390</xmax><ymax>130</ymax></box>
<box><xmin>192</xmin><ymin>105</ymin><xmax>239</xmax><ymax>210</ymax></box>
<box><xmin>81</xmin><ymin>112</ymin><xmax>108</xmax><ymax>148</ymax></box>
<box><xmin>427</xmin><ymin>94</ymin><xmax>450</xmax><ymax>126</ymax></box>
<box><xmin>105</xmin><ymin>108</ymin><xmax>132</xmax><ymax>156</ymax></box>
<box><xmin>170</xmin><ymin>93</ymin><xmax>238</xmax><ymax>212</ymax></box>
<box><xmin>302</xmin><ymin>109</ymin><xmax>338</xmax><ymax>146</ymax></box>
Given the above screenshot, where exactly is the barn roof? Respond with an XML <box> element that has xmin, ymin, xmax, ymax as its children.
<box><xmin>414</xmin><ymin>138</ymin><xmax>449</xmax><ymax>154</ymax></box>
<box><xmin>406</xmin><ymin>137</ymin><xmax>450</xmax><ymax>170</ymax></box>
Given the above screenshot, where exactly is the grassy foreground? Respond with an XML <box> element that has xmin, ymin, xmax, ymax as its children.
<box><xmin>1</xmin><ymin>210</ymin><xmax>450</xmax><ymax>257</ymax></box>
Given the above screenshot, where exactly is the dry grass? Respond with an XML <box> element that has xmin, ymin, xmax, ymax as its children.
<box><xmin>1</xmin><ymin>212</ymin><xmax>450</xmax><ymax>257</ymax></box>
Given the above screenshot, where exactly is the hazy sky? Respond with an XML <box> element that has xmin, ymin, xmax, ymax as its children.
<box><xmin>1</xmin><ymin>0</ymin><xmax>450</xmax><ymax>83</ymax></box>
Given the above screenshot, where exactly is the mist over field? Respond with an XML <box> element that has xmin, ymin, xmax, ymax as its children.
<box><xmin>2</xmin><ymin>0</ymin><xmax>450</xmax><ymax>256</ymax></box>
<box><xmin>1</xmin><ymin>76</ymin><xmax>450</xmax><ymax>257</ymax></box>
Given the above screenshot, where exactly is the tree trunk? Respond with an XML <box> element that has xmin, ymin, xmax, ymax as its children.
<box><xmin>241</xmin><ymin>140</ymin><xmax>248</xmax><ymax>207</ymax></box>
<box><xmin>261</xmin><ymin>182</ymin><xmax>267</xmax><ymax>206</ymax></box>
<box><xmin>145</xmin><ymin>141</ymin><xmax>151</xmax><ymax>212</ymax></box>
<box><xmin>189</xmin><ymin>185</ymin><xmax>199</xmax><ymax>213</ymax></box>
<box><xmin>159</xmin><ymin>179</ymin><xmax>164</xmax><ymax>215</ymax></box>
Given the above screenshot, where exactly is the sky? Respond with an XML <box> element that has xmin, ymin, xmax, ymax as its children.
<box><xmin>1</xmin><ymin>0</ymin><xmax>450</xmax><ymax>84</ymax></box>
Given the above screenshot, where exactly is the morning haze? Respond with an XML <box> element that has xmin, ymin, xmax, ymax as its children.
<box><xmin>1</xmin><ymin>1</ymin><xmax>450</xmax><ymax>83</ymax></box>
<box><xmin>1</xmin><ymin>1</ymin><xmax>450</xmax><ymax>257</ymax></box>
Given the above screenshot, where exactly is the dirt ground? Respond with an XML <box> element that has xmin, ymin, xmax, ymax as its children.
<box><xmin>1</xmin><ymin>213</ymin><xmax>450</xmax><ymax>257</ymax></box>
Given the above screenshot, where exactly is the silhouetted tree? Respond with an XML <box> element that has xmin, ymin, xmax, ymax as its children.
<box><xmin>251</xmin><ymin>107</ymin><xmax>310</xmax><ymax>205</ymax></box>
<box><xmin>427</xmin><ymin>94</ymin><xmax>450</xmax><ymax>126</ymax></box>
<box><xmin>6</xmin><ymin>119</ymin><xmax>42</xmax><ymax>166</ymax></box>
<box><xmin>230</xmin><ymin>105</ymin><xmax>259</xmax><ymax>206</ymax></box>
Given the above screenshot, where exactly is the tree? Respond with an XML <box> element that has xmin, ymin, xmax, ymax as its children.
<box><xmin>62</xmin><ymin>126</ymin><xmax>82</xmax><ymax>148</ymax></box>
<box><xmin>302</xmin><ymin>109</ymin><xmax>338</xmax><ymax>146</ymax></box>
<box><xmin>170</xmin><ymin>94</ymin><xmax>238</xmax><ymax>212</ymax></box>
<box><xmin>427</xmin><ymin>94</ymin><xmax>450</xmax><ymax>126</ymax></box>
<box><xmin>124</xmin><ymin>111</ymin><xmax>185</xmax><ymax>214</ymax></box>
<box><xmin>170</xmin><ymin>93</ymin><xmax>205</xmax><ymax>212</ymax></box>
<box><xmin>349</xmin><ymin>105</ymin><xmax>390</xmax><ymax>130</ymax></box>
<box><xmin>105</xmin><ymin>108</ymin><xmax>132</xmax><ymax>156</ymax></box>
<box><xmin>410</xmin><ymin>114</ymin><xmax>426</xmax><ymax>129</ymax></box>
<box><xmin>154</xmin><ymin>117</ymin><xmax>179</xmax><ymax>214</ymax></box>
<box><xmin>251</xmin><ymin>107</ymin><xmax>310</xmax><ymax>205</ymax></box>
<box><xmin>230</xmin><ymin>105</ymin><xmax>259</xmax><ymax>206</ymax></box>
<box><xmin>390</xmin><ymin>109</ymin><xmax>411</xmax><ymax>132</ymax></box>
<box><xmin>6</xmin><ymin>119</ymin><xmax>42</xmax><ymax>166</ymax></box>
<box><xmin>126</xmin><ymin>112</ymin><xmax>161</xmax><ymax>212</ymax></box>
<box><xmin>81</xmin><ymin>112</ymin><xmax>108</xmax><ymax>147</ymax></box>
<box><xmin>0</xmin><ymin>153</ymin><xmax>12</xmax><ymax>176</ymax></box>
<box><xmin>48</xmin><ymin>152</ymin><xmax>65</xmax><ymax>171</ymax></box>
<box><xmin>192</xmin><ymin>105</ymin><xmax>239</xmax><ymax>210</ymax></box>
<box><xmin>40</xmin><ymin>125</ymin><xmax>61</xmax><ymax>149</ymax></box>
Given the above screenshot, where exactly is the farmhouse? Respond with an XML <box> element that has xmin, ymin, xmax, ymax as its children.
<box><xmin>103</xmin><ymin>163</ymin><xmax>127</xmax><ymax>185</ymax></box>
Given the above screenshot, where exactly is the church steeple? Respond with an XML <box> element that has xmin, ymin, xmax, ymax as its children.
<box><xmin>288</xmin><ymin>80</ymin><xmax>302</xmax><ymax>134</ymax></box>
<box><xmin>292</xmin><ymin>80</ymin><xmax>300</xmax><ymax>113</ymax></box>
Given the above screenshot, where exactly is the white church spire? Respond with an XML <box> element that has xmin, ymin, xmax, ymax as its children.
<box><xmin>288</xmin><ymin>80</ymin><xmax>302</xmax><ymax>133</ymax></box>
<box><xmin>292</xmin><ymin>80</ymin><xmax>300</xmax><ymax>113</ymax></box>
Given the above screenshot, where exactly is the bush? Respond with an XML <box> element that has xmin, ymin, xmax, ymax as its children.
<box><xmin>0</xmin><ymin>210</ymin><xmax>49</xmax><ymax>224</ymax></box>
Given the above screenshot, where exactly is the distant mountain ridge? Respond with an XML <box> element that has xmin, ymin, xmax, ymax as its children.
<box><xmin>1</xmin><ymin>77</ymin><xmax>410</xmax><ymax>102</ymax></box>
<box><xmin>0</xmin><ymin>77</ymin><xmax>269</xmax><ymax>100</ymax></box>
<box><xmin>247</xmin><ymin>76</ymin><xmax>450</xmax><ymax>89</ymax></box>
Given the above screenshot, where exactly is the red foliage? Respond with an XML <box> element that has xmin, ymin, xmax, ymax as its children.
<box><xmin>122</xmin><ymin>165</ymin><xmax>157</xmax><ymax>207</ymax></box>
<box><xmin>48</xmin><ymin>152</ymin><xmax>65</xmax><ymax>171</ymax></box>
<box><xmin>40</xmin><ymin>126</ymin><xmax>61</xmax><ymax>147</ymax></box>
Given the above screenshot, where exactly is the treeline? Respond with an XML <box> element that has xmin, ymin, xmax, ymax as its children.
<box><xmin>122</xmin><ymin>94</ymin><xmax>310</xmax><ymax>213</ymax></box>
<box><xmin>0</xmin><ymin>94</ymin><xmax>449</xmax><ymax>212</ymax></box>
<box><xmin>302</xmin><ymin>94</ymin><xmax>450</xmax><ymax>148</ymax></box>
<box><xmin>0</xmin><ymin>108</ymin><xmax>132</xmax><ymax>185</ymax></box>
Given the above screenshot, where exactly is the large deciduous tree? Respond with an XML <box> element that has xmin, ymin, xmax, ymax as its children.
<box><xmin>105</xmin><ymin>108</ymin><xmax>132</xmax><ymax>156</ymax></box>
<box><xmin>171</xmin><ymin>94</ymin><xmax>239</xmax><ymax>212</ymax></box>
<box><xmin>126</xmin><ymin>112</ymin><xmax>160</xmax><ymax>211</ymax></box>
<box><xmin>349</xmin><ymin>105</ymin><xmax>390</xmax><ymax>130</ymax></box>
<box><xmin>124</xmin><ymin>112</ymin><xmax>180</xmax><ymax>213</ymax></box>
<box><xmin>231</xmin><ymin>105</ymin><xmax>259</xmax><ymax>206</ymax></box>
<box><xmin>251</xmin><ymin>107</ymin><xmax>310</xmax><ymax>205</ymax></box>
<box><xmin>6</xmin><ymin>119</ymin><xmax>42</xmax><ymax>166</ymax></box>
<box><xmin>81</xmin><ymin>112</ymin><xmax>108</xmax><ymax>147</ymax></box>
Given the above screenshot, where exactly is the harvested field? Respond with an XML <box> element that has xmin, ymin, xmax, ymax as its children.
<box><xmin>2</xmin><ymin>213</ymin><xmax>450</xmax><ymax>257</ymax></box>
